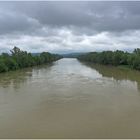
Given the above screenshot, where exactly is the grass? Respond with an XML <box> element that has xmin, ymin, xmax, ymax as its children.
<box><xmin>117</xmin><ymin>65</ymin><xmax>131</xmax><ymax>70</ymax></box>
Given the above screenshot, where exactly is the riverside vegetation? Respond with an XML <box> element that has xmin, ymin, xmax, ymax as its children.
<box><xmin>77</xmin><ymin>48</ymin><xmax>140</xmax><ymax>70</ymax></box>
<box><xmin>0</xmin><ymin>46</ymin><xmax>62</xmax><ymax>73</ymax></box>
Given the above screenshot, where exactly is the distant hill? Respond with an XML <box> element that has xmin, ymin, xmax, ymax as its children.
<box><xmin>62</xmin><ymin>52</ymin><xmax>88</xmax><ymax>58</ymax></box>
<box><xmin>31</xmin><ymin>53</ymin><xmax>41</xmax><ymax>56</ymax></box>
<box><xmin>31</xmin><ymin>52</ymin><xmax>88</xmax><ymax>58</ymax></box>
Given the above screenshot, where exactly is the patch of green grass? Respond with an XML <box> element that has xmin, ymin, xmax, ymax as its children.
<box><xmin>117</xmin><ymin>65</ymin><xmax>132</xmax><ymax>70</ymax></box>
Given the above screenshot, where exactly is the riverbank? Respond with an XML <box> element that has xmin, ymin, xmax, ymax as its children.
<box><xmin>77</xmin><ymin>48</ymin><xmax>140</xmax><ymax>71</ymax></box>
<box><xmin>78</xmin><ymin>59</ymin><xmax>140</xmax><ymax>73</ymax></box>
<box><xmin>0</xmin><ymin>47</ymin><xmax>62</xmax><ymax>73</ymax></box>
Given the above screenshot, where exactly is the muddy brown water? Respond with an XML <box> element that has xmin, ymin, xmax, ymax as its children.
<box><xmin>0</xmin><ymin>58</ymin><xmax>140</xmax><ymax>138</ymax></box>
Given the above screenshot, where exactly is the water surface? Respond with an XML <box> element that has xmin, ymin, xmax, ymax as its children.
<box><xmin>0</xmin><ymin>58</ymin><xmax>140</xmax><ymax>138</ymax></box>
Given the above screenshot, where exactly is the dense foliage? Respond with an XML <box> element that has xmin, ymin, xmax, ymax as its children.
<box><xmin>77</xmin><ymin>48</ymin><xmax>140</xmax><ymax>70</ymax></box>
<box><xmin>0</xmin><ymin>47</ymin><xmax>62</xmax><ymax>73</ymax></box>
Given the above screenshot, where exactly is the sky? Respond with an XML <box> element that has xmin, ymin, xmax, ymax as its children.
<box><xmin>0</xmin><ymin>1</ymin><xmax>140</xmax><ymax>54</ymax></box>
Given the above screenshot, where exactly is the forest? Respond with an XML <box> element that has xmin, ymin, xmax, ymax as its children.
<box><xmin>77</xmin><ymin>48</ymin><xmax>140</xmax><ymax>70</ymax></box>
<box><xmin>0</xmin><ymin>47</ymin><xmax>62</xmax><ymax>73</ymax></box>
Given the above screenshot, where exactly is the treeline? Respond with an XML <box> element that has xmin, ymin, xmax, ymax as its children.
<box><xmin>77</xmin><ymin>48</ymin><xmax>140</xmax><ymax>70</ymax></box>
<box><xmin>0</xmin><ymin>47</ymin><xmax>62</xmax><ymax>73</ymax></box>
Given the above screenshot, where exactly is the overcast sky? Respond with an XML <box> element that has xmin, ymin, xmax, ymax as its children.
<box><xmin>0</xmin><ymin>1</ymin><xmax>140</xmax><ymax>54</ymax></box>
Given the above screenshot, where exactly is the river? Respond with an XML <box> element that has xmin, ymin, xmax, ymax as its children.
<box><xmin>0</xmin><ymin>58</ymin><xmax>140</xmax><ymax>138</ymax></box>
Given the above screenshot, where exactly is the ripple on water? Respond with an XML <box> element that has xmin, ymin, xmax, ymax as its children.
<box><xmin>0</xmin><ymin>58</ymin><xmax>140</xmax><ymax>138</ymax></box>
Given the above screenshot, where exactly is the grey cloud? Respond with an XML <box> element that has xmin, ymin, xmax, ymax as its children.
<box><xmin>0</xmin><ymin>8</ymin><xmax>41</xmax><ymax>35</ymax></box>
<box><xmin>3</xmin><ymin>1</ymin><xmax>140</xmax><ymax>32</ymax></box>
<box><xmin>1</xmin><ymin>1</ymin><xmax>140</xmax><ymax>35</ymax></box>
<box><xmin>0</xmin><ymin>1</ymin><xmax>140</xmax><ymax>53</ymax></box>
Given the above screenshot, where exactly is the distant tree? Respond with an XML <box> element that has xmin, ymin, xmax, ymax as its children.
<box><xmin>77</xmin><ymin>48</ymin><xmax>140</xmax><ymax>71</ymax></box>
<box><xmin>134</xmin><ymin>48</ymin><xmax>140</xmax><ymax>55</ymax></box>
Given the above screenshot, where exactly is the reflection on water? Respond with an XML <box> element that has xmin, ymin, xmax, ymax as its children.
<box><xmin>0</xmin><ymin>58</ymin><xmax>140</xmax><ymax>138</ymax></box>
<box><xmin>0</xmin><ymin>63</ymin><xmax>54</xmax><ymax>90</ymax></box>
<box><xmin>0</xmin><ymin>68</ymin><xmax>33</xmax><ymax>89</ymax></box>
<box><xmin>82</xmin><ymin>62</ymin><xmax>140</xmax><ymax>92</ymax></box>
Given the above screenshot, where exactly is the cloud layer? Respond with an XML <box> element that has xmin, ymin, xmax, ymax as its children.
<box><xmin>0</xmin><ymin>1</ymin><xmax>140</xmax><ymax>53</ymax></box>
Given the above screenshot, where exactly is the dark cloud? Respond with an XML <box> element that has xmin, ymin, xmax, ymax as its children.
<box><xmin>0</xmin><ymin>1</ymin><xmax>140</xmax><ymax>53</ymax></box>
<box><xmin>1</xmin><ymin>2</ymin><xmax>140</xmax><ymax>33</ymax></box>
